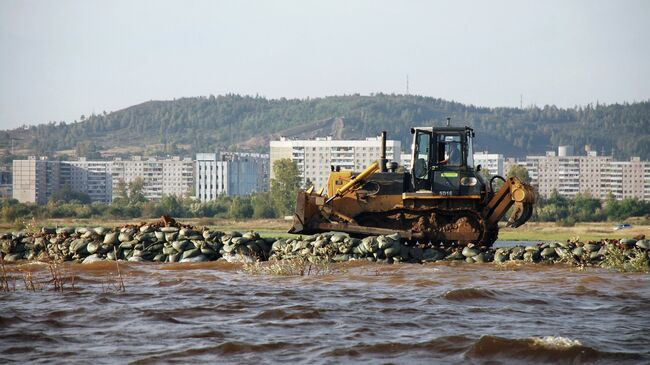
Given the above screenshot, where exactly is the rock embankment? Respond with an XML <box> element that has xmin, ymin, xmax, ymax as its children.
<box><xmin>1</xmin><ymin>218</ymin><xmax>648</xmax><ymax>270</ymax></box>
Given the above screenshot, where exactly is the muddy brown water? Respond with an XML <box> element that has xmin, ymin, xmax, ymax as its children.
<box><xmin>1</xmin><ymin>261</ymin><xmax>649</xmax><ymax>364</ymax></box>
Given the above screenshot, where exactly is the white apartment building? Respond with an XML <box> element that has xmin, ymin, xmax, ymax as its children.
<box><xmin>473</xmin><ymin>152</ymin><xmax>504</xmax><ymax>176</ymax></box>
<box><xmin>12</xmin><ymin>158</ymin><xmax>59</xmax><ymax>204</ymax></box>
<box><xmin>607</xmin><ymin>157</ymin><xmax>647</xmax><ymax>200</ymax></box>
<box><xmin>270</xmin><ymin>136</ymin><xmax>401</xmax><ymax>189</ymax></box>
<box><xmin>14</xmin><ymin>156</ymin><xmax>196</xmax><ymax>204</ymax></box>
<box><xmin>111</xmin><ymin>156</ymin><xmax>194</xmax><ymax>201</ymax></box>
<box><xmin>195</xmin><ymin>152</ymin><xmax>268</xmax><ymax>202</ymax></box>
<box><xmin>507</xmin><ymin>146</ymin><xmax>649</xmax><ymax>200</ymax></box>
<box><xmin>65</xmin><ymin>158</ymin><xmax>113</xmax><ymax>203</ymax></box>
<box><xmin>12</xmin><ymin>157</ymin><xmax>113</xmax><ymax>204</ymax></box>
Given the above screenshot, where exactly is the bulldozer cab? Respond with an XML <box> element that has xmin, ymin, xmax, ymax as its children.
<box><xmin>412</xmin><ymin>126</ymin><xmax>477</xmax><ymax>195</ymax></box>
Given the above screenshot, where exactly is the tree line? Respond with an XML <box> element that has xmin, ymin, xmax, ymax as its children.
<box><xmin>2</xmin><ymin>159</ymin><xmax>649</xmax><ymax>227</ymax></box>
<box><xmin>4</xmin><ymin>94</ymin><xmax>649</xmax><ymax>164</ymax></box>
<box><xmin>534</xmin><ymin>191</ymin><xmax>650</xmax><ymax>226</ymax></box>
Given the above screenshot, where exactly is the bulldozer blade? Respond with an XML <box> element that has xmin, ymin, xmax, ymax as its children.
<box><xmin>289</xmin><ymin>191</ymin><xmax>325</xmax><ymax>234</ymax></box>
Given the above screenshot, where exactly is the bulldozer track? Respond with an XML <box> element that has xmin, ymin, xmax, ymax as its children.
<box><xmin>354</xmin><ymin>207</ymin><xmax>499</xmax><ymax>247</ymax></box>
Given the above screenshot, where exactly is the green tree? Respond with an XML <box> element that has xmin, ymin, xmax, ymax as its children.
<box><xmin>113</xmin><ymin>179</ymin><xmax>128</xmax><ymax>205</ymax></box>
<box><xmin>128</xmin><ymin>177</ymin><xmax>147</xmax><ymax>205</ymax></box>
<box><xmin>229</xmin><ymin>196</ymin><xmax>253</xmax><ymax>219</ymax></box>
<box><xmin>158</xmin><ymin>195</ymin><xmax>185</xmax><ymax>216</ymax></box>
<box><xmin>251</xmin><ymin>192</ymin><xmax>277</xmax><ymax>218</ymax></box>
<box><xmin>49</xmin><ymin>186</ymin><xmax>91</xmax><ymax>204</ymax></box>
<box><xmin>270</xmin><ymin>158</ymin><xmax>301</xmax><ymax>217</ymax></box>
<box><xmin>506</xmin><ymin>164</ymin><xmax>531</xmax><ymax>184</ymax></box>
<box><xmin>572</xmin><ymin>192</ymin><xmax>604</xmax><ymax>221</ymax></box>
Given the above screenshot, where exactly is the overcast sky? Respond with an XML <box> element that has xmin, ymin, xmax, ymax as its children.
<box><xmin>1</xmin><ymin>0</ymin><xmax>648</xmax><ymax>129</ymax></box>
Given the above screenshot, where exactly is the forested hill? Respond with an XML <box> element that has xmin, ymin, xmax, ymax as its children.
<box><xmin>4</xmin><ymin>94</ymin><xmax>650</xmax><ymax>160</ymax></box>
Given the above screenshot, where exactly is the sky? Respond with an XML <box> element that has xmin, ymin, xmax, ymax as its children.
<box><xmin>1</xmin><ymin>0</ymin><xmax>649</xmax><ymax>129</ymax></box>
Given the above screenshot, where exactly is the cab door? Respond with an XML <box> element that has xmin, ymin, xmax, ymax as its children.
<box><xmin>412</xmin><ymin>130</ymin><xmax>432</xmax><ymax>191</ymax></box>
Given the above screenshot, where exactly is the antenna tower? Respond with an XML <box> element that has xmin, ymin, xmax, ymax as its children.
<box><xmin>406</xmin><ymin>75</ymin><xmax>409</xmax><ymax>95</ymax></box>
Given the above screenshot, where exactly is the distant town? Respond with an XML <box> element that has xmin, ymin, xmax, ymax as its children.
<box><xmin>2</xmin><ymin>136</ymin><xmax>649</xmax><ymax>205</ymax></box>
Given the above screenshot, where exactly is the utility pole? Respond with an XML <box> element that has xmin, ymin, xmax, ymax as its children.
<box><xmin>520</xmin><ymin>94</ymin><xmax>523</xmax><ymax>109</ymax></box>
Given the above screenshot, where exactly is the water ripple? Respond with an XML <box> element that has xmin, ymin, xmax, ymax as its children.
<box><xmin>0</xmin><ymin>262</ymin><xmax>648</xmax><ymax>364</ymax></box>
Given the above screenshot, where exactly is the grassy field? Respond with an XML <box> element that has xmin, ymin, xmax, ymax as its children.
<box><xmin>2</xmin><ymin>217</ymin><xmax>646</xmax><ymax>242</ymax></box>
<box><xmin>499</xmin><ymin>222</ymin><xmax>648</xmax><ymax>242</ymax></box>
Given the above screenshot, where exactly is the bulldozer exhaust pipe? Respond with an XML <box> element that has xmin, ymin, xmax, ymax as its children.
<box><xmin>380</xmin><ymin>131</ymin><xmax>387</xmax><ymax>172</ymax></box>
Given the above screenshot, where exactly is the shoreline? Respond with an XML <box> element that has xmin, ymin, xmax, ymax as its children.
<box><xmin>1</xmin><ymin>219</ymin><xmax>648</xmax><ymax>242</ymax></box>
<box><xmin>1</xmin><ymin>218</ymin><xmax>647</xmax><ymax>272</ymax></box>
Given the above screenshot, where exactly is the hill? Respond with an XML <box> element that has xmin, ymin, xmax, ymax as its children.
<box><xmin>2</xmin><ymin>94</ymin><xmax>649</xmax><ymax>161</ymax></box>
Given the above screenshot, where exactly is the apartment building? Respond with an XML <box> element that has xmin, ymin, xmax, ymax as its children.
<box><xmin>270</xmin><ymin>136</ymin><xmax>401</xmax><ymax>188</ymax></box>
<box><xmin>12</xmin><ymin>158</ymin><xmax>57</xmax><ymax>204</ymax></box>
<box><xmin>195</xmin><ymin>152</ymin><xmax>269</xmax><ymax>202</ymax></box>
<box><xmin>473</xmin><ymin>152</ymin><xmax>504</xmax><ymax>176</ymax></box>
<box><xmin>507</xmin><ymin>146</ymin><xmax>649</xmax><ymax>200</ymax></box>
<box><xmin>221</xmin><ymin>152</ymin><xmax>269</xmax><ymax>191</ymax></box>
<box><xmin>607</xmin><ymin>157</ymin><xmax>647</xmax><ymax>200</ymax></box>
<box><xmin>13</xmin><ymin>156</ymin><xmax>195</xmax><ymax>204</ymax></box>
<box><xmin>0</xmin><ymin>169</ymin><xmax>12</xmax><ymax>200</ymax></box>
<box><xmin>65</xmin><ymin>158</ymin><xmax>113</xmax><ymax>203</ymax></box>
<box><xmin>111</xmin><ymin>156</ymin><xmax>194</xmax><ymax>201</ymax></box>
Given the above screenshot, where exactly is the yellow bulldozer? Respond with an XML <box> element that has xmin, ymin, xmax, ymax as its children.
<box><xmin>289</xmin><ymin>123</ymin><xmax>536</xmax><ymax>246</ymax></box>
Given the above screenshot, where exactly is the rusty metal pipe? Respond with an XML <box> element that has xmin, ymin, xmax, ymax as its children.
<box><xmin>380</xmin><ymin>131</ymin><xmax>387</xmax><ymax>172</ymax></box>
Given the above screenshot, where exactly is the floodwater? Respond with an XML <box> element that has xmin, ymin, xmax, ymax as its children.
<box><xmin>1</xmin><ymin>261</ymin><xmax>649</xmax><ymax>364</ymax></box>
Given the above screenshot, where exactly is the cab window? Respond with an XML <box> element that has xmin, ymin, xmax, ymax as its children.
<box><xmin>414</xmin><ymin>132</ymin><xmax>430</xmax><ymax>178</ymax></box>
<box><xmin>437</xmin><ymin>134</ymin><xmax>462</xmax><ymax>166</ymax></box>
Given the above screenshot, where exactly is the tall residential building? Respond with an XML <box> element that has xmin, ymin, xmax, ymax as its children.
<box><xmin>270</xmin><ymin>136</ymin><xmax>401</xmax><ymax>188</ymax></box>
<box><xmin>607</xmin><ymin>157</ymin><xmax>647</xmax><ymax>200</ymax></box>
<box><xmin>195</xmin><ymin>152</ymin><xmax>269</xmax><ymax>202</ymax></box>
<box><xmin>111</xmin><ymin>156</ymin><xmax>194</xmax><ymax>201</ymax></box>
<box><xmin>0</xmin><ymin>169</ymin><xmax>12</xmax><ymax>200</ymax></box>
<box><xmin>12</xmin><ymin>157</ymin><xmax>114</xmax><ymax>204</ymax></box>
<box><xmin>12</xmin><ymin>158</ymin><xmax>58</xmax><ymax>204</ymax></box>
<box><xmin>473</xmin><ymin>152</ymin><xmax>504</xmax><ymax>176</ymax></box>
<box><xmin>507</xmin><ymin>146</ymin><xmax>649</xmax><ymax>200</ymax></box>
<box><xmin>220</xmin><ymin>152</ymin><xmax>269</xmax><ymax>191</ymax></box>
<box><xmin>65</xmin><ymin>158</ymin><xmax>113</xmax><ymax>203</ymax></box>
<box><xmin>13</xmin><ymin>156</ymin><xmax>196</xmax><ymax>204</ymax></box>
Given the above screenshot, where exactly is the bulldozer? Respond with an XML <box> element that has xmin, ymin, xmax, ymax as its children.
<box><xmin>289</xmin><ymin>122</ymin><xmax>536</xmax><ymax>247</ymax></box>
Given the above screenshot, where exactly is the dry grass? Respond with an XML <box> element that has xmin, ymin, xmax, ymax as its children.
<box><xmin>500</xmin><ymin>222</ymin><xmax>649</xmax><ymax>241</ymax></box>
<box><xmin>21</xmin><ymin>270</ymin><xmax>42</xmax><ymax>291</ymax></box>
<box><xmin>0</xmin><ymin>251</ymin><xmax>127</xmax><ymax>292</ymax></box>
<box><xmin>242</xmin><ymin>257</ymin><xmax>337</xmax><ymax>276</ymax></box>
<box><xmin>601</xmin><ymin>244</ymin><xmax>649</xmax><ymax>273</ymax></box>
<box><xmin>7</xmin><ymin>218</ymin><xmax>647</xmax><ymax>242</ymax></box>
<box><xmin>46</xmin><ymin>261</ymin><xmax>75</xmax><ymax>292</ymax></box>
<box><xmin>112</xmin><ymin>247</ymin><xmax>126</xmax><ymax>292</ymax></box>
<box><xmin>0</xmin><ymin>254</ymin><xmax>13</xmax><ymax>292</ymax></box>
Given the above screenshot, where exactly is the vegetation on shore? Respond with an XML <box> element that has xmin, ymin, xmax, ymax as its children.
<box><xmin>2</xmin><ymin>192</ymin><xmax>646</xmax><ymax>230</ymax></box>
<box><xmin>1</xmin><ymin>159</ymin><xmax>648</xmax><ymax>240</ymax></box>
